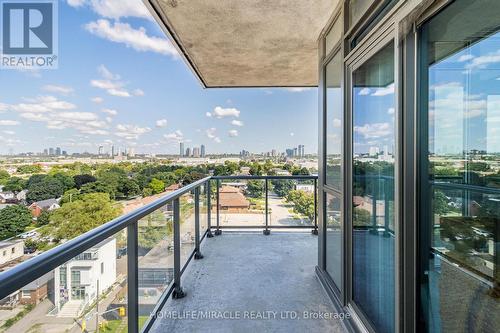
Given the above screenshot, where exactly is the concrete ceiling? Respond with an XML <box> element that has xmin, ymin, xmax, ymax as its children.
<box><xmin>147</xmin><ymin>0</ymin><xmax>339</xmax><ymax>88</ymax></box>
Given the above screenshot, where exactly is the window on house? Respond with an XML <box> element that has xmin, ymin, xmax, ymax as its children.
<box><xmin>101</xmin><ymin>262</ymin><xmax>104</xmax><ymax>274</ymax></box>
<box><xmin>21</xmin><ymin>290</ymin><xmax>31</xmax><ymax>298</ymax></box>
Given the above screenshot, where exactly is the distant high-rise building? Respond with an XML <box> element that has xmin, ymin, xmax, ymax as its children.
<box><xmin>62</xmin><ymin>151</ymin><xmax>67</xmax><ymax>156</ymax></box>
<box><xmin>200</xmin><ymin>144</ymin><xmax>206</xmax><ymax>157</ymax></box>
<box><xmin>43</xmin><ymin>148</ymin><xmax>48</xmax><ymax>156</ymax></box>
<box><xmin>128</xmin><ymin>148</ymin><xmax>135</xmax><ymax>157</ymax></box>
<box><xmin>111</xmin><ymin>145</ymin><xmax>115</xmax><ymax>157</ymax></box>
<box><xmin>293</xmin><ymin>147</ymin><xmax>298</xmax><ymax>157</ymax></box>
<box><xmin>185</xmin><ymin>147</ymin><xmax>191</xmax><ymax>157</ymax></box>
<box><xmin>56</xmin><ymin>147</ymin><xmax>61</xmax><ymax>156</ymax></box>
<box><xmin>98</xmin><ymin>146</ymin><xmax>103</xmax><ymax>156</ymax></box>
<box><xmin>193</xmin><ymin>147</ymin><xmax>200</xmax><ymax>157</ymax></box>
<box><xmin>298</xmin><ymin>144</ymin><xmax>305</xmax><ymax>157</ymax></box>
<box><xmin>180</xmin><ymin>142</ymin><xmax>185</xmax><ymax>156</ymax></box>
<box><xmin>49</xmin><ymin>148</ymin><xmax>54</xmax><ymax>156</ymax></box>
<box><xmin>285</xmin><ymin>148</ymin><xmax>294</xmax><ymax>158</ymax></box>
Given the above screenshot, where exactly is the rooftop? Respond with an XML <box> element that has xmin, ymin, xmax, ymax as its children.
<box><xmin>150</xmin><ymin>232</ymin><xmax>346</xmax><ymax>333</ymax></box>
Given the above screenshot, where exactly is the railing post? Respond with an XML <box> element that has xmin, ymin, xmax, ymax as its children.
<box><xmin>263</xmin><ymin>179</ymin><xmax>270</xmax><ymax>235</ymax></box>
<box><xmin>206</xmin><ymin>180</ymin><xmax>214</xmax><ymax>238</ymax></box>
<box><xmin>215</xmin><ymin>179</ymin><xmax>222</xmax><ymax>235</ymax></box>
<box><xmin>172</xmin><ymin>198</ymin><xmax>185</xmax><ymax>298</ymax></box>
<box><xmin>370</xmin><ymin>178</ymin><xmax>378</xmax><ymax>235</ymax></box>
<box><xmin>383</xmin><ymin>178</ymin><xmax>391</xmax><ymax>237</ymax></box>
<box><xmin>312</xmin><ymin>178</ymin><xmax>318</xmax><ymax>235</ymax></box>
<box><xmin>127</xmin><ymin>223</ymin><xmax>139</xmax><ymax>333</ymax></box>
<box><xmin>194</xmin><ymin>187</ymin><xmax>204</xmax><ymax>259</ymax></box>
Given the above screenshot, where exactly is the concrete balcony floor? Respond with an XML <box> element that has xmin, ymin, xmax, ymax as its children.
<box><xmin>150</xmin><ymin>232</ymin><xmax>346</xmax><ymax>333</ymax></box>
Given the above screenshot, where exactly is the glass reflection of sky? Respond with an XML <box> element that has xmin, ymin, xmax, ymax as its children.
<box><xmin>429</xmin><ymin>31</ymin><xmax>500</xmax><ymax>155</ymax></box>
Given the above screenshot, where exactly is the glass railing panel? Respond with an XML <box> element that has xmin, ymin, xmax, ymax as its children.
<box><xmin>269</xmin><ymin>178</ymin><xmax>315</xmax><ymax>227</ymax></box>
<box><xmin>179</xmin><ymin>192</ymin><xmax>196</xmax><ymax>268</ymax></box>
<box><xmin>137</xmin><ymin>202</ymin><xmax>173</xmax><ymax>329</ymax></box>
<box><xmin>218</xmin><ymin>179</ymin><xmax>266</xmax><ymax>228</ymax></box>
<box><xmin>0</xmin><ymin>229</ymin><xmax>128</xmax><ymax>333</ymax></box>
<box><xmin>199</xmin><ymin>184</ymin><xmax>208</xmax><ymax>237</ymax></box>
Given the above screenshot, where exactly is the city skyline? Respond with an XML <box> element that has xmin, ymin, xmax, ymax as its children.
<box><xmin>0</xmin><ymin>1</ymin><xmax>318</xmax><ymax>156</ymax></box>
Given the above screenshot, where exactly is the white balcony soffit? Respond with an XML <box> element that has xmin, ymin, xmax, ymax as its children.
<box><xmin>146</xmin><ymin>0</ymin><xmax>339</xmax><ymax>88</ymax></box>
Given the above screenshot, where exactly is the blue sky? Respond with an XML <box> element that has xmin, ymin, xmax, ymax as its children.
<box><xmin>0</xmin><ymin>0</ymin><xmax>318</xmax><ymax>155</ymax></box>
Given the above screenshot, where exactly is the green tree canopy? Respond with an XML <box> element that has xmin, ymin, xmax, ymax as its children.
<box><xmin>246</xmin><ymin>180</ymin><xmax>264</xmax><ymax>198</ymax></box>
<box><xmin>16</xmin><ymin>164</ymin><xmax>43</xmax><ymax>174</ymax></box>
<box><xmin>3</xmin><ymin>177</ymin><xmax>26</xmax><ymax>192</ymax></box>
<box><xmin>0</xmin><ymin>169</ymin><xmax>10</xmax><ymax>185</ymax></box>
<box><xmin>26</xmin><ymin>177</ymin><xmax>65</xmax><ymax>203</ymax></box>
<box><xmin>0</xmin><ymin>205</ymin><xmax>32</xmax><ymax>240</ymax></box>
<box><xmin>49</xmin><ymin>193</ymin><xmax>122</xmax><ymax>240</ymax></box>
<box><xmin>148</xmin><ymin>178</ymin><xmax>165</xmax><ymax>194</ymax></box>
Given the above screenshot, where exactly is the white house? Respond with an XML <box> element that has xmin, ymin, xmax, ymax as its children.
<box><xmin>0</xmin><ymin>192</ymin><xmax>15</xmax><ymax>203</ymax></box>
<box><xmin>54</xmin><ymin>238</ymin><xmax>116</xmax><ymax>317</ymax></box>
<box><xmin>16</xmin><ymin>190</ymin><xmax>28</xmax><ymax>202</ymax></box>
<box><xmin>0</xmin><ymin>240</ymin><xmax>24</xmax><ymax>266</ymax></box>
<box><xmin>295</xmin><ymin>184</ymin><xmax>315</xmax><ymax>193</ymax></box>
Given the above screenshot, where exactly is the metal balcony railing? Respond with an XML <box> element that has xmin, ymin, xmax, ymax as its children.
<box><xmin>0</xmin><ymin>175</ymin><xmax>318</xmax><ymax>333</ymax></box>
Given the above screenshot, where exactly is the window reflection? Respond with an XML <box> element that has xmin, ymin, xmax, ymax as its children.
<box><xmin>326</xmin><ymin>52</ymin><xmax>343</xmax><ymax>189</ymax></box>
<box><xmin>352</xmin><ymin>42</ymin><xmax>395</xmax><ymax>333</ymax></box>
<box><xmin>326</xmin><ymin>192</ymin><xmax>342</xmax><ymax>289</ymax></box>
<box><xmin>421</xmin><ymin>0</ymin><xmax>500</xmax><ymax>331</ymax></box>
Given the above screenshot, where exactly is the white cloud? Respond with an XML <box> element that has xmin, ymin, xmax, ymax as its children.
<box><xmin>463</xmin><ymin>50</ymin><xmax>500</xmax><ymax>69</ymax></box>
<box><xmin>372</xmin><ymin>83</ymin><xmax>394</xmax><ymax>96</ymax></box>
<box><xmin>0</xmin><ymin>120</ymin><xmax>20</xmax><ymax>126</ymax></box>
<box><xmin>67</xmin><ymin>0</ymin><xmax>85</xmax><ymax>7</ymax></box>
<box><xmin>85</xmin><ymin>19</ymin><xmax>178</xmax><ymax>57</ymax></box>
<box><xmin>2</xmin><ymin>130</ymin><xmax>15</xmax><ymax>135</ymax></box>
<box><xmin>91</xmin><ymin>97</ymin><xmax>104</xmax><ymax>103</ymax></box>
<box><xmin>333</xmin><ymin>118</ymin><xmax>341</xmax><ymax>127</ymax></box>
<box><xmin>105</xmin><ymin>117</ymin><xmax>113</xmax><ymax>123</ymax></box>
<box><xmin>156</xmin><ymin>119</ymin><xmax>167</xmax><ymax>128</ymax></box>
<box><xmin>10</xmin><ymin>95</ymin><xmax>76</xmax><ymax>113</ymax></box>
<box><xmin>228</xmin><ymin>129</ymin><xmax>238</xmax><ymax>137</ymax></box>
<box><xmin>42</xmin><ymin>85</ymin><xmax>74</xmax><ymax>95</ymax></box>
<box><xmin>91</xmin><ymin>65</ymin><xmax>142</xmax><ymax>98</ymax></box>
<box><xmin>231</xmin><ymin>120</ymin><xmax>244</xmax><ymax>127</ymax></box>
<box><xmin>354</xmin><ymin>122</ymin><xmax>392</xmax><ymax>139</ymax></box>
<box><xmin>286</xmin><ymin>87</ymin><xmax>312</xmax><ymax>92</ymax></box>
<box><xmin>387</xmin><ymin>108</ymin><xmax>395</xmax><ymax>115</ymax></box>
<box><xmin>102</xmin><ymin>108</ymin><xmax>118</xmax><ymax>116</ymax></box>
<box><xmin>290</xmin><ymin>132</ymin><xmax>294</xmax><ymax>136</ymax></box>
<box><xmin>67</xmin><ymin>0</ymin><xmax>151</xmax><ymax>20</ymax></box>
<box><xmin>358</xmin><ymin>88</ymin><xmax>371</xmax><ymax>95</ymax></box>
<box><xmin>457</xmin><ymin>54</ymin><xmax>474</xmax><ymax>62</ymax></box>
<box><xmin>205</xmin><ymin>128</ymin><xmax>221</xmax><ymax>143</ymax></box>
<box><xmin>164</xmin><ymin>130</ymin><xmax>183</xmax><ymax>142</ymax></box>
<box><xmin>207</xmin><ymin>106</ymin><xmax>240</xmax><ymax>118</ymax></box>
<box><xmin>0</xmin><ymin>103</ymin><xmax>7</xmax><ymax>113</ymax></box>
<box><xmin>115</xmin><ymin>124</ymin><xmax>151</xmax><ymax>140</ymax></box>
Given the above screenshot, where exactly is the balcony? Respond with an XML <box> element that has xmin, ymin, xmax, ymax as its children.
<box><xmin>0</xmin><ymin>175</ymin><xmax>348</xmax><ymax>333</ymax></box>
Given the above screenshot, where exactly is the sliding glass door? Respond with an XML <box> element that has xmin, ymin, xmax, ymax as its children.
<box><xmin>419</xmin><ymin>0</ymin><xmax>500</xmax><ymax>331</ymax></box>
<box><xmin>351</xmin><ymin>41</ymin><xmax>396</xmax><ymax>333</ymax></box>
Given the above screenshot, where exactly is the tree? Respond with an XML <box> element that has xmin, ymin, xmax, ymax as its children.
<box><xmin>116</xmin><ymin>178</ymin><xmax>141</xmax><ymax>198</ymax></box>
<box><xmin>61</xmin><ymin>189</ymin><xmax>82</xmax><ymax>205</ymax></box>
<box><xmin>52</xmin><ymin>173</ymin><xmax>75</xmax><ymax>192</ymax></box>
<box><xmin>36</xmin><ymin>210</ymin><xmax>51</xmax><ymax>226</ymax></box>
<box><xmin>246</xmin><ymin>180</ymin><xmax>264</xmax><ymax>198</ymax></box>
<box><xmin>148</xmin><ymin>178</ymin><xmax>165</xmax><ymax>194</ymax></box>
<box><xmin>0</xmin><ymin>169</ymin><xmax>9</xmax><ymax>185</ymax></box>
<box><xmin>286</xmin><ymin>190</ymin><xmax>315</xmax><ymax>221</ymax></box>
<box><xmin>73</xmin><ymin>174</ymin><xmax>97</xmax><ymax>189</ymax></box>
<box><xmin>0</xmin><ymin>205</ymin><xmax>32</xmax><ymax>240</ymax></box>
<box><xmin>3</xmin><ymin>177</ymin><xmax>26</xmax><ymax>192</ymax></box>
<box><xmin>49</xmin><ymin>193</ymin><xmax>122</xmax><ymax>240</ymax></box>
<box><xmin>272</xmin><ymin>180</ymin><xmax>295</xmax><ymax>197</ymax></box>
<box><xmin>16</xmin><ymin>165</ymin><xmax>42</xmax><ymax>174</ymax></box>
<box><xmin>26</xmin><ymin>177</ymin><xmax>65</xmax><ymax>203</ymax></box>
<box><xmin>80</xmin><ymin>181</ymin><xmax>115</xmax><ymax>198</ymax></box>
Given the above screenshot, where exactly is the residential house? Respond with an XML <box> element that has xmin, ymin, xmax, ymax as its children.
<box><xmin>217</xmin><ymin>186</ymin><xmax>250</xmax><ymax>212</ymax></box>
<box><xmin>0</xmin><ymin>191</ymin><xmax>15</xmax><ymax>203</ymax></box>
<box><xmin>29</xmin><ymin>198</ymin><xmax>60</xmax><ymax>218</ymax></box>
<box><xmin>0</xmin><ymin>240</ymin><xmax>24</xmax><ymax>266</ymax></box>
<box><xmin>53</xmin><ymin>238</ymin><xmax>116</xmax><ymax>317</ymax></box>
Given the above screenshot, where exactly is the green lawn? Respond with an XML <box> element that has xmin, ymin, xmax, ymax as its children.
<box><xmin>103</xmin><ymin>316</ymin><xmax>149</xmax><ymax>333</ymax></box>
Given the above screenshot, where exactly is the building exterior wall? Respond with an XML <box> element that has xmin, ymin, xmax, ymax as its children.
<box><xmin>0</xmin><ymin>241</ymin><xmax>24</xmax><ymax>266</ymax></box>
